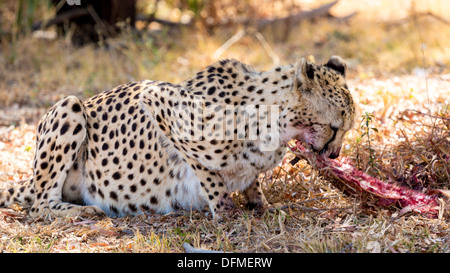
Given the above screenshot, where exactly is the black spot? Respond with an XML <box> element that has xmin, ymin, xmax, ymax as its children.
<box><xmin>64</xmin><ymin>144</ymin><xmax>70</xmax><ymax>153</ymax></box>
<box><xmin>73</xmin><ymin>124</ymin><xmax>83</xmax><ymax>135</ymax></box>
<box><xmin>153</xmin><ymin>178</ymin><xmax>161</xmax><ymax>185</ymax></box>
<box><xmin>110</xmin><ymin>206</ymin><xmax>118</xmax><ymax>214</ymax></box>
<box><xmin>60</xmin><ymin>122</ymin><xmax>70</xmax><ymax>135</ymax></box>
<box><xmin>52</xmin><ymin>121</ymin><xmax>59</xmax><ymax>132</ymax></box>
<box><xmin>88</xmin><ymin>184</ymin><xmax>97</xmax><ymax>195</ymax></box>
<box><xmin>40</xmin><ymin>162</ymin><xmax>48</xmax><ymax>170</ymax></box>
<box><xmin>127</xmin><ymin>162</ymin><xmax>133</xmax><ymax>169</ymax></box>
<box><xmin>113</xmin><ymin>157</ymin><xmax>119</xmax><ymax>165</ymax></box>
<box><xmin>90</xmin><ymin>149</ymin><xmax>97</xmax><ymax>158</ymax></box>
<box><xmin>207</xmin><ymin>86</ymin><xmax>216</xmax><ymax>95</ymax></box>
<box><xmin>109</xmin><ymin>191</ymin><xmax>118</xmax><ymax>201</ymax></box>
<box><xmin>102</xmin><ymin>143</ymin><xmax>109</xmax><ymax>150</ymax></box>
<box><xmin>150</xmin><ymin>196</ymin><xmax>158</xmax><ymax>204</ymax></box>
<box><xmin>72</xmin><ymin>103</ymin><xmax>81</xmax><ymax>113</ymax></box>
<box><xmin>128</xmin><ymin>204</ymin><xmax>137</xmax><ymax>212</ymax></box>
<box><xmin>112</xmin><ymin>172</ymin><xmax>121</xmax><ymax>180</ymax></box>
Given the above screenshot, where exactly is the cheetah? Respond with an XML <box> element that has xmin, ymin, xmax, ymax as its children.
<box><xmin>0</xmin><ymin>56</ymin><xmax>355</xmax><ymax>219</ymax></box>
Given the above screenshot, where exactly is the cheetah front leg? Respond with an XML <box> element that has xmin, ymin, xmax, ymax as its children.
<box><xmin>30</xmin><ymin>96</ymin><xmax>105</xmax><ymax>218</ymax></box>
<box><xmin>243</xmin><ymin>179</ymin><xmax>269</xmax><ymax>211</ymax></box>
<box><xmin>184</xmin><ymin>158</ymin><xmax>234</xmax><ymax>220</ymax></box>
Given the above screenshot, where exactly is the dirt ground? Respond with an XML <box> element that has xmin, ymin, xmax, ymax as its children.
<box><xmin>0</xmin><ymin>0</ymin><xmax>449</xmax><ymax>253</ymax></box>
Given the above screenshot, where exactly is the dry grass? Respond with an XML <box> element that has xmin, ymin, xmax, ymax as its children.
<box><xmin>0</xmin><ymin>0</ymin><xmax>450</xmax><ymax>253</ymax></box>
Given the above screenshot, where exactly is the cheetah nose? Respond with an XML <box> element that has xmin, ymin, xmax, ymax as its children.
<box><xmin>328</xmin><ymin>148</ymin><xmax>341</xmax><ymax>159</ymax></box>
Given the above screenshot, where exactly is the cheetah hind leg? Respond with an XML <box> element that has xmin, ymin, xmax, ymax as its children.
<box><xmin>29</xmin><ymin>96</ymin><xmax>105</xmax><ymax>218</ymax></box>
<box><xmin>0</xmin><ymin>178</ymin><xmax>35</xmax><ymax>209</ymax></box>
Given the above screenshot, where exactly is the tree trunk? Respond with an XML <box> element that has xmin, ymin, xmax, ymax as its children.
<box><xmin>51</xmin><ymin>0</ymin><xmax>136</xmax><ymax>45</ymax></box>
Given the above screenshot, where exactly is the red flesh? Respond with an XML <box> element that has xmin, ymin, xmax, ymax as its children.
<box><xmin>289</xmin><ymin>140</ymin><xmax>440</xmax><ymax>218</ymax></box>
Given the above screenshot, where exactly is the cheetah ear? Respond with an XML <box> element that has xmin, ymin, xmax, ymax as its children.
<box><xmin>294</xmin><ymin>58</ymin><xmax>316</xmax><ymax>88</ymax></box>
<box><xmin>301</xmin><ymin>58</ymin><xmax>316</xmax><ymax>81</ymax></box>
<box><xmin>325</xmin><ymin>56</ymin><xmax>347</xmax><ymax>77</ymax></box>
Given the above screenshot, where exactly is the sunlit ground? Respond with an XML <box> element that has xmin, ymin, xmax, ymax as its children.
<box><xmin>0</xmin><ymin>0</ymin><xmax>449</xmax><ymax>253</ymax></box>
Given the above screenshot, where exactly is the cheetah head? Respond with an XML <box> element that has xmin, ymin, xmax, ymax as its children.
<box><xmin>282</xmin><ymin>56</ymin><xmax>355</xmax><ymax>159</ymax></box>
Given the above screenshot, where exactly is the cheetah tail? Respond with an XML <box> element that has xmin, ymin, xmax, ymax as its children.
<box><xmin>0</xmin><ymin>178</ymin><xmax>35</xmax><ymax>208</ymax></box>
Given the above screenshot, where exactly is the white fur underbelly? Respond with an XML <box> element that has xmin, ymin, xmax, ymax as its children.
<box><xmin>173</xmin><ymin>165</ymin><xmax>207</xmax><ymax>211</ymax></box>
<box><xmin>80</xmin><ymin>162</ymin><xmax>207</xmax><ymax>217</ymax></box>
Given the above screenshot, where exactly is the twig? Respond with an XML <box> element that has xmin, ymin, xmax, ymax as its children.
<box><xmin>275</xmin><ymin>204</ymin><xmax>352</xmax><ymax>213</ymax></box>
<box><xmin>256</xmin><ymin>0</ymin><xmax>339</xmax><ymax>29</ymax></box>
<box><xmin>406</xmin><ymin>109</ymin><xmax>450</xmax><ymax>121</ymax></box>
<box><xmin>213</xmin><ymin>28</ymin><xmax>246</xmax><ymax>60</ymax></box>
<box><xmin>278</xmin><ymin>165</ymin><xmax>309</xmax><ymax>193</ymax></box>
<box><xmin>135</xmin><ymin>14</ymin><xmax>192</xmax><ymax>28</ymax></box>
<box><xmin>254</xmin><ymin>31</ymin><xmax>280</xmax><ymax>66</ymax></box>
<box><xmin>136</xmin><ymin>1</ymin><xmax>353</xmax><ymax>32</ymax></box>
<box><xmin>32</xmin><ymin>8</ymin><xmax>89</xmax><ymax>31</ymax></box>
<box><xmin>268</xmin><ymin>196</ymin><xmax>347</xmax><ymax>212</ymax></box>
<box><xmin>86</xmin><ymin>4</ymin><xmax>113</xmax><ymax>37</ymax></box>
<box><xmin>0</xmin><ymin>125</ymin><xmax>15</xmax><ymax>137</ymax></box>
<box><xmin>385</xmin><ymin>11</ymin><xmax>450</xmax><ymax>29</ymax></box>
